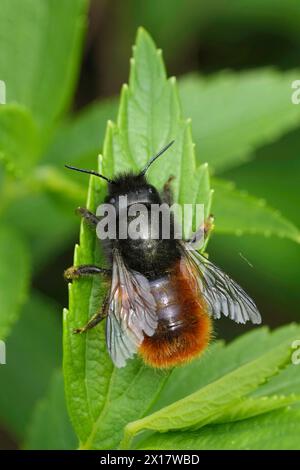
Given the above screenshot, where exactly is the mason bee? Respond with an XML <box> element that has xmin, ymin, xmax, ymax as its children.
<box><xmin>65</xmin><ymin>141</ymin><xmax>261</xmax><ymax>368</ymax></box>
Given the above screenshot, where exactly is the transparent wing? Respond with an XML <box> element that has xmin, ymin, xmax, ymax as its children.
<box><xmin>106</xmin><ymin>250</ymin><xmax>157</xmax><ymax>368</ymax></box>
<box><xmin>182</xmin><ymin>244</ymin><xmax>261</xmax><ymax>325</ymax></box>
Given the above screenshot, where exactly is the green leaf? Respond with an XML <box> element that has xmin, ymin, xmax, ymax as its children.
<box><xmin>0</xmin><ymin>0</ymin><xmax>87</xmax><ymax>125</ymax></box>
<box><xmin>212</xmin><ymin>394</ymin><xmax>300</xmax><ymax>424</ymax></box>
<box><xmin>179</xmin><ymin>69</ymin><xmax>300</xmax><ymax>173</ymax></box>
<box><xmin>253</xmin><ymin>364</ymin><xmax>300</xmax><ymax>398</ymax></box>
<box><xmin>137</xmin><ymin>407</ymin><xmax>300</xmax><ymax>450</ymax></box>
<box><xmin>0</xmin><ymin>291</ymin><xmax>61</xmax><ymax>440</ymax></box>
<box><xmin>0</xmin><ymin>104</ymin><xmax>40</xmax><ymax>173</ymax></box>
<box><xmin>212</xmin><ymin>178</ymin><xmax>300</xmax><ymax>243</ymax></box>
<box><xmin>0</xmin><ymin>100</ymin><xmax>117</xmax><ymax>268</ymax></box>
<box><xmin>100</xmin><ymin>32</ymin><xmax>212</xmax><ymax>212</ymax></box>
<box><xmin>2</xmin><ymin>192</ymin><xmax>78</xmax><ymax>269</ymax></box>
<box><xmin>32</xmin><ymin>165</ymin><xmax>86</xmax><ymax>204</ymax></box>
<box><xmin>63</xmin><ymin>28</ymin><xmax>212</xmax><ymax>450</ymax></box>
<box><xmin>121</xmin><ymin>337</ymin><xmax>295</xmax><ymax>449</ymax></box>
<box><xmin>138</xmin><ymin>326</ymin><xmax>300</xmax><ymax>450</ymax></box>
<box><xmin>219</xmin><ymin>128</ymin><xmax>300</xmax><ymax>227</ymax></box>
<box><xmin>25</xmin><ymin>370</ymin><xmax>77</xmax><ymax>450</ymax></box>
<box><xmin>43</xmin><ymin>99</ymin><xmax>117</xmax><ymax>168</ymax></box>
<box><xmin>153</xmin><ymin>324</ymin><xmax>300</xmax><ymax>411</ymax></box>
<box><xmin>208</xmin><ymin>131</ymin><xmax>300</xmax><ymax>322</ymax></box>
<box><xmin>0</xmin><ymin>225</ymin><xmax>30</xmax><ymax>340</ymax></box>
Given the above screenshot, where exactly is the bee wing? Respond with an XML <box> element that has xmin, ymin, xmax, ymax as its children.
<box><xmin>106</xmin><ymin>250</ymin><xmax>157</xmax><ymax>368</ymax></box>
<box><xmin>181</xmin><ymin>244</ymin><xmax>261</xmax><ymax>325</ymax></box>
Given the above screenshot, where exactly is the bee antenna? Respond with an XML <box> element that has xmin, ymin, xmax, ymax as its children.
<box><xmin>140</xmin><ymin>140</ymin><xmax>175</xmax><ymax>176</ymax></box>
<box><xmin>65</xmin><ymin>165</ymin><xmax>115</xmax><ymax>184</ymax></box>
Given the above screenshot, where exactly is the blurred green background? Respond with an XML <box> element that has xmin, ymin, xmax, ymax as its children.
<box><xmin>0</xmin><ymin>0</ymin><xmax>299</xmax><ymax>449</ymax></box>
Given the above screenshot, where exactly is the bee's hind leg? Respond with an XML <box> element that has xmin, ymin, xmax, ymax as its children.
<box><xmin>64</xmin><ymin>266</ymin><xmax>110</xmax><ymax>333</ymax></box>
<box><xmin>64</xmin><ymin>264</ymin><xmax>111</xmax><ymax>280</ymax></box>
<box><xmin>73</xmin><ymin>294</ymin><xmax>109</xmax><ymax>334</ymax></box>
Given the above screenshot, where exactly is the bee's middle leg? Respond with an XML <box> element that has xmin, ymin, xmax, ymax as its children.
<box><xmin>73</xmin><ymin>294</ymin><xmax>109</xmax><ymax>334</ymax></box>
<box><xmin>64</xmin><ymin>264</ymin><xmax>112</xmax><ymax>280</ymax></box>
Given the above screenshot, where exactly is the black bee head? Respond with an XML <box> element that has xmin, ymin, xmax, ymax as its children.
<box><xmin>106</xmin><ymin>173</ymin><xmax>161</xmax><ymax>206</ymax></box>
<box><xmin>65</xmin><ymin>141</ymin><xmax>174</xmax><ymax>207</ymax></box>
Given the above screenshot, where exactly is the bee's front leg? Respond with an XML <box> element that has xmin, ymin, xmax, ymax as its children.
<box><xmin>185</xmin><ymin>215</ymin><xmax>215</xmax><ymax>247</ymax></box>
<box><xmin>73</xmin><ymin>294</ymin><xmax>109</xmax><ymax>334</ymax></box>
<box><xmin>203</xmin><ymin>214</ymin><xmax>215</xmax><ymax>239</ymax></box>
<box><xmin>76</xmin><ymin>207</ymin><xmax>99</xmax><ymax>227</ymax></box>
<box><xmin>162</xmin><ymin>175</ymin><xmax>175</xmax><ymax>205</ymax></box>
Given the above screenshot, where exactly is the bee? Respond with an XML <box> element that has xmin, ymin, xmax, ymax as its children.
<box><xmin>65</xmin><ymin>141</ymin><xmax>261</xmax><ymax>369</ymax></box>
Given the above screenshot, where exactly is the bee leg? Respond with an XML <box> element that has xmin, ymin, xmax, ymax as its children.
<box><xmin>162</xmin><ymin>175</ymin><xmax>175</xmax><ymax>205</ymax></box>
<box><xmin>64</xmin><ymin>264</ymin><xmax>111</xmax><ymax>280</ymax></box>
<box><xmin>185</xmin><ymin>215</ymin><xmax>215</xmax><ymax>245</ymax></box>
<box><xmin>76</xmin><ymin>207</ymin><xmax>99</xmax><ymax>227</ymax></box>
<box><xmin>73</xmin><ymin>295</ymin><xmax>109</xmax><ymax>334</ymax></box>
<box><xmin>203</xmin><ymin>214</ymin><xmax>215</xmax><ymax>239</ymax></box>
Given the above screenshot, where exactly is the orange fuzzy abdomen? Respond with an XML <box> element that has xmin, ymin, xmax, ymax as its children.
<box><xmin>139</xmin><ymin>261</ymin><xmax>212</xmax><ymax>368</ymax></box>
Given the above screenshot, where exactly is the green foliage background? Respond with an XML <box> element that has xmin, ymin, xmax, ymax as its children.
<box><xmin>0</xmin><ymin>0</ymin><xmax>299</xmax><ymax>450</ymax></box>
